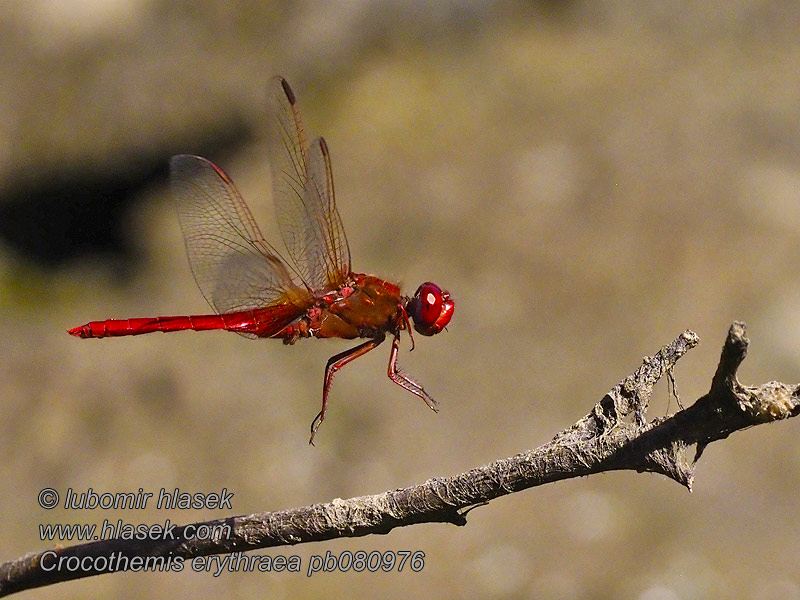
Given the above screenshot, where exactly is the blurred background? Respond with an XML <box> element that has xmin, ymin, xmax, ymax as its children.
<box><xmin>2</xmin><ymin>1</ymin><xmax>800</xmax><ymax>598</ymax></box>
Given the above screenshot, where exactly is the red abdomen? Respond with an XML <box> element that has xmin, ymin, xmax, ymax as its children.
<box><xmin>68</xmin><ymin>305</ymin><xmax>302</xmax><ymax>339</ymax></box>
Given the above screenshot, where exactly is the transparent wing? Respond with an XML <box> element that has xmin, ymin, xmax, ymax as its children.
<box><xmin>266</xmin><ymin>76</ymin><xmax>351</xmax><ymax>292</ymax></box>
<box><xmin>170</xmin><ymin>154</ymin><xmax>307</xmax><ymax>318</ymax></box>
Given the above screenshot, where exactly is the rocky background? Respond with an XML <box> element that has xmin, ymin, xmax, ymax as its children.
<box><xmin>2</xmin><ymin>2</ymin><xmax>799</xmax><ymax>598</ymax></box>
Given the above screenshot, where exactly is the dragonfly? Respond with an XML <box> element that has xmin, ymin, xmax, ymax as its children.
<box><xmin>69</xmin><ymin>76</ymin><xmax>454</xmax><ymax>444</ymax></box>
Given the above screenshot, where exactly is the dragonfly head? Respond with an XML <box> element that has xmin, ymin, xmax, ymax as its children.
<box><xmin>408</xmin><ymin>282</ymin><xmax>454</xmax><ymax>336</ymax></box>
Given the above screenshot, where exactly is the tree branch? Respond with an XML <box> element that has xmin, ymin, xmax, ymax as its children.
<box><xmin>2</xmin><ymin>321</ymin><xmax>798</xmax><ymax>596</ymax></box>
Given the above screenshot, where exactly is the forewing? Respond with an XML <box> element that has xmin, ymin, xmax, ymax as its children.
<box><xmin>170</xmin><ymin>155</ymin><xmax>304</xmax><ymax>317</ymax></box>
<box><xmin>266</xmin><ymin>76</ymin><xmax>351</xmax><ymax>292</ymax></box>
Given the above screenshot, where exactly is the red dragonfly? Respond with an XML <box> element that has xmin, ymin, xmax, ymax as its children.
<box><xmin>69</xmin><ymin>76</ymin><xmax>454</xmax><ymax>444</ymax></box>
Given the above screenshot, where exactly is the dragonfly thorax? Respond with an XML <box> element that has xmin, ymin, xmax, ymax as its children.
<box><xmin>274</xmin><ymin>274</ymin><xmax>405</xmax><ymax>343</ymax></box>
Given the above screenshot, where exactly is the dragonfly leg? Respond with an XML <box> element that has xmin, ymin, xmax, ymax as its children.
<box><xmin>387</xmin><ymin>332</ymin><xmax>439</xmax><ymax>412</ymax></box>
<box><xmin>397</xmin><ymin>302</ymin><xmax>416</xmax><ymax>351</ymax></box>
<box><xmin>310</xmin><ymin>336</ymin><xmax>385</xmax><ymax>445</ymax></box>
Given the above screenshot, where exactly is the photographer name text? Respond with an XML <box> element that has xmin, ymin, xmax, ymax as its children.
<box><xmin>41</xmin><ymin>487</ymin><xmax>233</xmax><ymax>510</ymax></box>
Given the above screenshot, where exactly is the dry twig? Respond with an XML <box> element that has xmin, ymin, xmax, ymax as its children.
<box><xmin>2</xmin><ymin>321</ymin><xmax>797</xmax><ymax>596</ymax></box>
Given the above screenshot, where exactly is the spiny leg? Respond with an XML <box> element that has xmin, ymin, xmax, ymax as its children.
<box><xmin>397</xmin><ymin>302</ymin><xmax>416</xmax><ymax>351</ymax></box>
<box><xmin>387</xmin><ymin>332</ymin><xmax>439</xmax><ymax>412</ymax></box>
<box><xmin>310</xmin><ymin>336</ymin><xmax>385</xmax><ymax>445</ymax></box>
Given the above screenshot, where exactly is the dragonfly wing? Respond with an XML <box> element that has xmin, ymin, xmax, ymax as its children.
<box><xmin>266</xmin><ymin>76</ymin><xmax>351</xmax><ymax>292</ymax></box>
<box><xmin>305</xmin><ymin>137</ymin><xmax>350</xmax><ymax>287</ymax></box>
<box><xmin>170</xmin><ymin>155</ymin><xmax>307</xmax><ymax>317</ymax></box>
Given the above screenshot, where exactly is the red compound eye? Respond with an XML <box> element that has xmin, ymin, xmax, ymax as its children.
<box><xmin>409</xmin><ymin>282</ymin><xmax>454</xmax><ymax>336</ymax></box>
